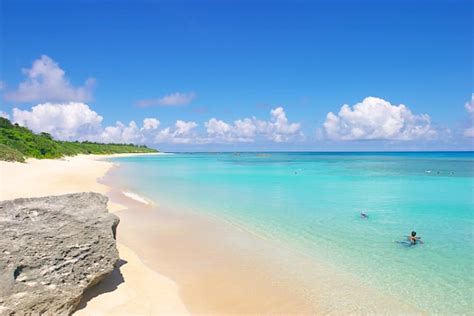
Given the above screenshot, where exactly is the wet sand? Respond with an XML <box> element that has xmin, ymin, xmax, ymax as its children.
<box><xmin>106</xmin><ymin>185</ymin><xmax>419</xmax><ymax>314</ymax></box>
<box><xmin>0</xmin><ymin>154</ymin><xmax>189</xmax><ymax>316</ymax></box>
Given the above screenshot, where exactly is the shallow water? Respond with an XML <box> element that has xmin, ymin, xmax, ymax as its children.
<box><xmin>109</xmin><ymin>152</ymin><xmax>474</xmax><ymax>314</ymax></box>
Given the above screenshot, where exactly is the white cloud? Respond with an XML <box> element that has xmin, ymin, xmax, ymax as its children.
<box><xmin>142</xmin><ymin>118</ymin><xmax>160</xmax><ymax>130</ymax></box>
<box><xmin>4</xmin><ymin>55</ymin><xmax>95</xmax><ymax>103</ymax></box>
<box><xmin>266</xmin><ymin>107</ymin><xmax>301</xmax><ymax>142</ymax></box>
<box><xmin>9</xmin><ymin>102</ymin><xmax>169</xmax><ymax>144</ymax></box>
<box><xmin>234</xmin><ymin>118</ymin><xmax>257</xmax><ymax>138</ymax></box>
<box><xmin>12</xmin><ymin>102</ymin><xmax>103</xmax><ymax>140</ymax></box>
<box><xmin>0</xmin><ymin>111</ymin><xmax>10</xmax><ymax>119</ymax></box>
<box><xmin>100</xmin><ymin>121</ymin><xmax>143</xmax><ymax>144</ymax></box>
<box><xmin>322</xmin><ymin>97</ymin><xmax>436</xmax><ymax>141</ymax></box>
<box><xmin>9</xmin><ymin>101</ymin><xmax>200</xmax><ymax>144</ymax></box>
<box><xmin>175</xmin><ymin>120</ymin><xmax>198</xmax><ymax>135</ymax></box>
<box><xmin>136</xmin><ymin>92</ymin><xmax>196</xmax><ymax>107</ymax></box>
<box><xmin>8</xmin><ymin>103</ymin><xmax>299</xmax><ymax>145</ymax></box>
<box><xmin>206</xmin><ymin>118</ymin><xmax>232</xmax><ymax>136</ymax></box>
<box><xmin>465</xmin><ymin>94</ymin><xmax>474</xmax><ymax>114</ymax></box>
<box><xmin>464</xmin><ymin>127</ymin><xmax>474</xmax><ymax>138</ymax></box>
<box><xmin>204</xmin><ymin>107</ymin><xmax>301</xmax><ymax>143</ymax></box>
<box><xmin>155</xmin><ymin>120</ymin><xmax>198</xmax><ymax>144</ymax></box>
<box><xmin>464</xmin><ymin>94</ymin><xmax>474</xmax><ymax>137</ymax></box>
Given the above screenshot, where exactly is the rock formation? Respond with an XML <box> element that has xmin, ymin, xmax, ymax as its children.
<box><xmin>0</xmin><ymin>193</ymin><xmax>120</xmax><ymax>315</ymax></box>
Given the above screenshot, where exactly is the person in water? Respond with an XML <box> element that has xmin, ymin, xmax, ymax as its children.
<box><xmin>408</xmin><ymin>231</ymin><xmax>422</xmax><ymax>245</ymax></box>
<box><xmin>360</xmin><ymin>212</ymin><xmax>368</xmax><ymax>219</ymax></box>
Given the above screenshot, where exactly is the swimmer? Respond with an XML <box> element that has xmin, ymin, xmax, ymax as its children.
<box><xmin>407</xmin><ymin>231</ymin><xmax>423</xmax><ymax>245</ymax></box>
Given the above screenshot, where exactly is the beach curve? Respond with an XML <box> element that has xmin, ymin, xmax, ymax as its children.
<box><xmin>0</xmin><ymin>153</ymin><xmax>189</xmax><ymax>315</ymax></box>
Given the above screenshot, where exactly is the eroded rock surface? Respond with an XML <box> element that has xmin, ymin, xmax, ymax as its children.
<box><xmin>0</xmin><ymin>193</ymin><xmax>119</xmax><ymax>315</ymax></box>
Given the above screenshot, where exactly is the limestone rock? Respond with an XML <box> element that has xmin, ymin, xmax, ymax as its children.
<box><xmin>0</xmin><ymin>193</ymin><xmax>120</xmax><ymax>315</ymax></box>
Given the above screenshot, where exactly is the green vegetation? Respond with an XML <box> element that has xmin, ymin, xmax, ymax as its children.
<box><xmin>0</xmin><ymin>143</ymin><xmax>26</xmax><ymax>162</ymax></box>
<box><xmin>0</xmin><ymin>117</ymin><xmax>157</xmax><ymax>162</ymax></box>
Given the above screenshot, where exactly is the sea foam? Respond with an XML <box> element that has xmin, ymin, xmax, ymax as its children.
<box><xmin>122</xmin><ymin>191</ymin><xmax>150</xmax><ymax>205</ymax></box>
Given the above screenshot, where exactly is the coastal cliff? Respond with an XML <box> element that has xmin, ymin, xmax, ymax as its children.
<box><xmin>0</xmin><ymin>193</ymin><xmax>120</xmax><ymax>315</ymax></box>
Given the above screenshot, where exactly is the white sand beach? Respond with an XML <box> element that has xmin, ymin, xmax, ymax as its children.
<box><xmin>0</xmin><ymin>154</ymin><xmax>189</xmax><ymax>316</ymax></box>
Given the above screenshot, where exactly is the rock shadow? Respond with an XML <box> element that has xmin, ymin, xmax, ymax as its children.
<box><xmin>75</xmin><ymin>259</ymin><xmax>127</xmax><ymax>311</ymax></box>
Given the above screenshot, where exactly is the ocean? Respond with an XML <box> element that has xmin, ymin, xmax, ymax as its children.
<box><xmin>109</xmin><ymin>152</ymin><xmax>474</xmax><ymax>314</ymax></box>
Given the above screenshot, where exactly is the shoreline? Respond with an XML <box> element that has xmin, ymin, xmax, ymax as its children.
<box><xmin>1</xmin><ymin>153</ymin><xmax>419</xmax><ymax>314</ymax></box>
<box><xmin>102</xmin><ymin>158</ymin><xmax>420</xmax><ymax>314</ymax></box>
<box><xmin>0</xmin><ymin>153</ymin><xmax>189</xmax><ymax>315</ymax></box>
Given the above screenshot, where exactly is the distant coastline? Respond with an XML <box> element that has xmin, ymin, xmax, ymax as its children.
<box><xmin>0</xmin><ymin>117</ymin><xmax>158</xmax><ymax>163</ymax></box>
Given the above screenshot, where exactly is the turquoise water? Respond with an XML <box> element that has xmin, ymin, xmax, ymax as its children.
<box><xmin>110</xmin><ymin>152</ymin><xmax>474</xmax><ymax>313</ymax></box>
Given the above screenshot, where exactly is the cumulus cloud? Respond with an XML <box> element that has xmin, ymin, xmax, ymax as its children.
<box><xmin>7</xmin><ymin>101</ymin><xmax>201</xmax><ymax>144</ymax></box>
<box><xmin>142</xmin><ymin>118</ymin><xmax>160</xmax><ymax>130</ymax></box>
<box><xmin>0</xmin><ymin>111</ymin><xmax>10</xmax><ymax>119</ymax></box>
<box><xmin>155</xmin><ymin>120</ymin><xmax>198</xmax><ymax>143</ymax></box>
<box><xmin>10</xmin><ymin>102</ymin><xmax>168</xmax><ymax>144</ymax></box>
<box><xmin>206</xmin><ymin>118</ymin><xmax>232</xmax><ymax>136</ymax></box>
<box><xmin>322</xmin><ymin>97</ymin><xmax>436</xmax><ymax>141</ymax></box>
<box><xmin>12</xmin><ymin>102</ymin><xmax>103</xmax><ymax>140</ymax></box>
<box><xmin>6</xmin><ymin>102</ymin><xmax>301</xmax><ymax>145</ymax></box>
<box><xmin>100</xmin><ymin>121</ymin><xmax>143</xmax><ymax>143</ymax></box>
<box><xmin>266</xmin><ymin>107</ymin><xmax>301</xmax><ymax>142</ymax></box>
<box><xmin>136</xmin><ymin>92</ymin><xmax>196</xmax><ymax>107</ymax></box>
<box><xmin>204</xmin><ymin>106</ymin><xmax>301</xmax><ymax>143</ymax></box>
<box><xmin>233</xmin><ymin>118</ymin><xmax>257</xmax><ymax>138</ymax></box>
<box><xmin>4</xmin><ymin>55</ymin><xmax>95</xmax><ymax>103</ymax></box>
<box><xmin>464</xmin><ymin>94</ymin><xmax>474</xmax><ymax>137</ymax></box>
<box><xmin>175</xmin><ymin>120</ymin><xmax>198</xmax><ymax>135</ymax></box>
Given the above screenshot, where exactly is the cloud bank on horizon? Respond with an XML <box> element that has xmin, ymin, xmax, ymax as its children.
<box><xmin>9</xmin><ymin>101</ymin><xmax>303</xmax><ymax>145</ymax></box>
<box><xmin>1</xmin><ymin>56</ymin><xmax>473</xmax><ymax>148</ymax></box>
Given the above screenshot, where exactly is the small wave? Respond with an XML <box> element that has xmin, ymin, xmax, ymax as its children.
<box><xmin>122</xmin><ymin>191</ymin><xmax>151</xmax><ymax>205</ymax></box>
<box><xmin>158</xmin><ymin>152</ymin><xmax>175</xmax><ymax>155</ymax></box>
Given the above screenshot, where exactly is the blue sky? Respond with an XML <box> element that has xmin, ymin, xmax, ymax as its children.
<box><xmin>1</xmin><ymin>0</ymin><xmax>472</xmax><ymax>151</ymax></box>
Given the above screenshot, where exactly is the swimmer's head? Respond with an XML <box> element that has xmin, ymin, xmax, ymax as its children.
<box><xmin>411</xmin><ymin>231</ymin><xmax>417</xmax><ymax>237</ymax></box>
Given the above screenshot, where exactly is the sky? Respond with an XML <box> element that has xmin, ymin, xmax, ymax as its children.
<box><xmin>0</xmin><ymin>0</ymin><xmax>472</xmax><ymax>151</ymax></box>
